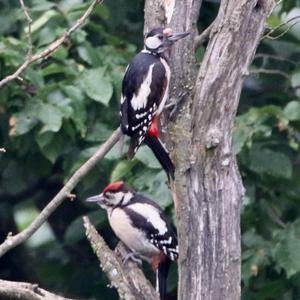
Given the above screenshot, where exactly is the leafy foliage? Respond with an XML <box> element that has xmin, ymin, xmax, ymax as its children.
<box><xmin>234</xmin><ymin>1</ymin><xmax>300</xmax><ymax>298</ymax></box>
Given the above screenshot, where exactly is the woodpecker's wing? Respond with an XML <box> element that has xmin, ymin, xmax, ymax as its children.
<box><xmin>120</xmin><ymin>52</ymin><xmax>168</xmax><ymax>158</ymax></box>
<box><xmin>124</xmin><ymin>194</ymin><xmax>178</xmax><ymax>261</ymax></box>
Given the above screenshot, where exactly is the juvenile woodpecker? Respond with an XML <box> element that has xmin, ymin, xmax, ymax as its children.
<box><xmin>86</xmin><ymin>181</ymin><xmax>178</xmax><ymax>300</ymax></box>
<box><xmin>120</xmin><ymin>27</ymin><xmax>189</xmax><ymax>179</ymax></box>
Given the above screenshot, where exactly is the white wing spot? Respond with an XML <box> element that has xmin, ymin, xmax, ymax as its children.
<box><xmin>120</xmin><ymin>95</ymin><xmax>126</xmax><ymax>104</ymax></box>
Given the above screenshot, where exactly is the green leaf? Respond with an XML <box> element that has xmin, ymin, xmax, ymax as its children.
<box><xmin>110</xmin><ymin>160</ymin><xmax>137</xmax><ymax>182</ymax></box>
<box><xmin>291</xmin><ymin>71</ymin><xmax>300</xmax><ymax>88</ymax></box>
<box><xmin>273</xmin><ymin>221</ymin><xmax>300</xmax><ymax>278</ymax></box>
<box><xmin>81</xmin><ymin>68</ymin><xmax>113</xmax><ymax>105</ymax></box>
<box><xmin>29</xmin><ymin>10</ymin><xmax>57</xmax><ymax>33</ymax></box>
<box><xmin>36</xmin><ymin>132</ymin><xmax>64</xmax><ymax>163</ymax></box>
<box><xmin>104</xmin><ymin>144</ymin><xmax>124</xmax><ymax>160</ymax></box>
<box><xmin>42</xmin><ymin>64</ymin><xmax>66</xmax><ymax>76</ymax></box>
<box><xmin>77</xmin><ymin>44</ymin><xmax>102</xmax><ymax>66</ymax></box>
<box><xmin>134</xmin><ymin>146</ymin><xmax>161</xmax><ymax>169</ymax></box>
<box><xmin>13</xmin><ymin>112</ymin><xmax>38</xmax><ymax>135</ymax></box>
<box><xmin>85</xmin><ymin>122</ymin><xmax>112</xmax><ymax>142</ymax></box>
<box><xmin>233</xmin><ymin>127</ymin><xmax>251</xmax><ymax>154</ymax></box>
<box><xmin>248</xmin><ymin>147</ymin><xmax>292</xmax><ymax>179</ymax></box>
<box><xmin>63</xmin><ymin>85</ymin><xmax>84</xmax><ymax>101</ymax></box>
<box><xmin>284</xmin><ymin>101</ymin><xmax>300</xmax><ymax>121</ymax></box>
<box><xmin>35</xmin><ymin>103</ymin><xmax>64</xmax><ymax>133</ymax></box>
<box><xmin>133</xmin><ymin>170</ymin><xmax>171</xmax><ymax>208</ymax></box>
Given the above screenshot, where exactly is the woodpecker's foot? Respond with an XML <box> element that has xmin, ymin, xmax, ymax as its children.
<box><xmin>165</xmin><ymin>92</ymin><xmax>188</xmax><ymax>119</ymax></box>
<box><xmin>123</xmin><ymin>252</ymin><xmax>142</xmax><ymax>266</ymax></box>
<box><xmin>164</xmin><ymin>98</ymin><xmax>177</xmax><ymax>110</ymax></box>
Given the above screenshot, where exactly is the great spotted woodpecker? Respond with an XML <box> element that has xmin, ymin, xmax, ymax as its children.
<box><xmin>120</xmin><ymin>27</ymin><xmax>189</xmax><ymax>179</ymax></box>
<box><xmin>86</xmin><ymin>181</ymin><xmax>178</xmax><ymax>300</ymax></box>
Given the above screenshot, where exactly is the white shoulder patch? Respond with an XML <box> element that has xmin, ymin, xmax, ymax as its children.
<box><xmin>131</xmin><ymin>64</ymin><xmax>155</xmax><ymax>110</ymax></box>
<box><xmin>128</xmin><ymin>203</ymin><xmax>167</xmax><ymax>235</ymax></box>
<box><xmin>120</xmin><ymin>94</ymin><xmax>125</xmax><ymax>104</ymax></box>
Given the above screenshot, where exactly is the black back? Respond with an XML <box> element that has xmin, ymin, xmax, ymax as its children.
<box><xmin>122</xmin><ymin>193</ymin><xmax>178</xmax><ymax>261</ymax></box>
<box><xmin>120</xmin><ymin>52</ymin><xmax>168</xmax><ymax>157</ymax></box>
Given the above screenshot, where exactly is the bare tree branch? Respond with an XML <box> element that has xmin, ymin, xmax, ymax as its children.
<box><xmin>194</xmin><ymin>22</ymin><xmax>214</xmax><ymax>50</ymax></box>
<box><xmin>0</xmin><ymin>0</ymin><xmax>103</xmax><ymax>88</ymax></box>
<box><xmin>254</xmin><ymin>53</ymin><xmax>297</xmax><ymax>65</ymax></box>
<box><xmin>0</xmin><ymin>128</ymin><xmax>122</xmax><ymax>258</ymax></box>
<box><xmin>83</xmin><ymin>216</ymin><xmax>159</xmax><ymax>300</ymax></box>
<box><xmin>0</xmin><ymin>279</ymin><xmax>78</xmax><ymax>300</ymax></box>
<box><xmin>19</xmin><ymin>0</ymin><xmax>33</xmax><ymax>60</ymax></box>
<box><xmin>262</xmin><ymin>15</ymin><xmax>300</xmax><ymax>40</ymax></box>
<box><xmin>249</xmin><ymin>68</ymin><xmax>290</xmax><ymax>79</ymax></box>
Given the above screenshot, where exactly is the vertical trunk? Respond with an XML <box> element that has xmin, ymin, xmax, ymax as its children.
<box><xmin>144</xmin><ymin>0</ymin><xmax>274</xmax><ymax>299</ymax></box>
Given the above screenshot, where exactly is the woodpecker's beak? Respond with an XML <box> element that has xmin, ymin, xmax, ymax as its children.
<box><xmin>86</xmin><ymin>193</ymin><xmax>105</xmax><ymax>204</ymax></box>
<box><xmin>167</xmin><ymin>32</ymin><xmax>190</xmax><ymax>42</ymax></box>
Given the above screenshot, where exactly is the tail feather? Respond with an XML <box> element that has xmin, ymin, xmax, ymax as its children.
<box><xmin>127</xmin><ymin>134</ymin><xmax>145</xmax><ymax>160</ymax></box>
<box><xmin>144</xmin><ymin>135</ymin><xmax>175</xmax><ymax>179</ymax></box>
<box><xmin>156</xmin><ymin>259</ymin><xmax>171</xmax><ymax>300</ymax></box>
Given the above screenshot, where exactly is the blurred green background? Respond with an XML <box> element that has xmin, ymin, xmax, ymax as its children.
<box><xmin>0</xmin><ymin>0</ymin><xmax>300</xmax><ymax>299</ymax></box>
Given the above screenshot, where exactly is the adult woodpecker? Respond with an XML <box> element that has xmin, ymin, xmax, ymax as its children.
<box><xmin>86</xmin><ymin>181</ymin><xmax>178</xmax><ymax>300</ymax></box>
<box><xmin>120</xmin><ymin>27</ymin><xmax>189</xmax><ymax>179</ymax></box>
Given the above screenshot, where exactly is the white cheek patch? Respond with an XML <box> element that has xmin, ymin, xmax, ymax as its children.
<box><xmin>145</xmin><ymin>36</ymin><xmax>161</xmax><ymax>50</ymax></box>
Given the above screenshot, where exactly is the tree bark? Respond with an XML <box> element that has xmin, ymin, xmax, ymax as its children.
<box><xmin>0</xmin><ymin>279</ymin><xmax>77</xmax><ymax>300</ymax></box>
<box><xmin>144</xmin><ymin>0</ymin><xmax>274</xmax><ymax>299</ymax></box>
<box><xmin>83</xmin><ymin>216</ymin><xmax>159</xmax><ymax>300</ymax></box>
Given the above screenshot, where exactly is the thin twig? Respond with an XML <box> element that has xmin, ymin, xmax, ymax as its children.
<box><xmin>0</xmin><ymin>0</ymin><xmax>103</xmax><ymax>88</ymax></box>
<box><xmin>249</xmin><ymin>68</ymin><xmax>290</xmax><ymax>79</ymax></box>
<box><xmin>83</xmin><ymin>216</ymin><xmax>159</xmax><ymax>300</ymax></box>
<box><xmin>19</xmin><ymin>0</ymin><xmax>33</xmax><ymax>59</ymax></box>
<box><xmin>0</xmin><ymin>279</ymin><xmax>77</xmax><ymax>300</ymax></box>
<box><xmin>265</xmin><ymin>202</ymin><xmax>286</xmax><ymax>229</ymax></box>
<box><xmin>194</xmin><ymin>22</ymin><xmax>214</xmax><ymax>50</ymax></box>
<box><xmin>262</xmin><ymin>15</ymin><xmax>300</xmax><ymax>40</ymax></box>
<box><xmin>254</xmin><ymin>53</ymin><xmax>296</xmax><ymax>65</ymax></box>
<box><xmin>0</xmin><ymin>128</ymin><xmax>122</xmax><ymax>258</ymax></box>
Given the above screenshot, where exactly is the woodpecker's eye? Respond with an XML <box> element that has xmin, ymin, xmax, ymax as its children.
<box><xmin>158</xmin><ymin>34</ymin><xmax>163</xmax><ymax>40</ymax></box>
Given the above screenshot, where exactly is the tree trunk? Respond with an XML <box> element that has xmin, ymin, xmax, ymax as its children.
<box><xmin>144</xmin><ymin>0</ymin><xmax>274</xmax><ymax>299</ymax></box>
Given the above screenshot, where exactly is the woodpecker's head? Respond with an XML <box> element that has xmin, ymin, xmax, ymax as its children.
<box><xmin>86</xmin><ymin>181</ymin><xmax>134</xmax><ymax>210</ymax></box>
<box><xmin>144</xmin><ymin>27</ymin><xmax>189</xmax><ymax>54</ymax></box>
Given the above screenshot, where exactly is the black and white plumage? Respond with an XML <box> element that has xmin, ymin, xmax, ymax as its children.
<box><xmin>86</xmin><ymin>181</ymin><xmax>178</xmax><ymax>300</ymax></box>
<box><xmin>120</xmin><ymin>28</ymin><xmax>189</xmax><ymax>179</ymax></box>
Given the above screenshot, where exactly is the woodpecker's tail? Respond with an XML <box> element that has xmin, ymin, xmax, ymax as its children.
<box><xmin>144</xmin><ymin>135</ymin><xmax>175</xmax><ymax>179</ymax></box>
<box><xmin>156</xmin><ymin>258</ymin><xmax>171</xmax><ymax>300</ymax></box>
